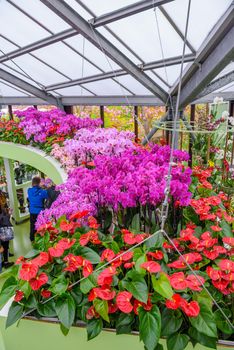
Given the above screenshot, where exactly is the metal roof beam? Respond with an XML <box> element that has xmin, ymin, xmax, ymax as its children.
<box><xmin>197</xmin><ymin>70</ymin><xmax>234</xmax><ymax>99</ymax></box>
<box><xmin>40</xmin><ymin>0</ymin><xmax>168</xmax><ymax>102</ymax></box>
<box><xmin>0</xmin><ymin>68</ymin><xmax>63</xmax><ymax>108</ymax></box>
<box><xmin>158</xmin><ymin>6</ymin><xmax>196</xmax><ymax>54</ymax></box>
<box><xmin>90</xmin><ymin>0</ymin><xmax>175</xmax><ymax>27</ymax></box>
<box><xmin>178</xmin><ymin>27</ymin><xmax>234</xmax><ymax>108</ymax></box>
<box><xmin>170</xmin><ymin>3</ymin><xmax>234</xmax><ymax>98</ymax></box>
<box><xmin>1</xmin><ymin>91</ymin><xmax>234</xmax><ymax>106</ymax></box>
<box><xmin>46</xmin><ymin>54</ymin><xmax>195</xmax><ymax>91</ymax></box>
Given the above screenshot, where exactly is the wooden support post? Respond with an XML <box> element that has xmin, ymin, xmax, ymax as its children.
<box><xmin>134</xmin><ymin>106</ymin><xmax>139</xmax><ymax>143</ymax></box>
<box><xmin>100</xmin><ymin>106</ymin><xmax>105</xmax><ymax>128</ymax></box>
<box><xmin>64</xmin><ymin>105</ymin><xmax>73</xmax><ymax>114</ymax></box>
<box><xmin>8</xmin><ymin>105</ymin><xmax>13</xmax><ymax>120</ymax></box>
<box><xmin>188</xmin><ymin>104</ymin><xmax>195</xmax><ymax>167</ymax></box>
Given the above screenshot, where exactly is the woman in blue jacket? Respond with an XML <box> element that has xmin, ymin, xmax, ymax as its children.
<box><xmin>28</xmin><ymin>177</ymin><xmax>48</xmax><ymax>242</ymax></box>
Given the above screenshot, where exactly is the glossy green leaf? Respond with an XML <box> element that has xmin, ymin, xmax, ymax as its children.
<box><xmin>55</xmin><ymin>294</ymin><xmax>76</xmax><ymax>329</ymax></box>
<box><xmin>220</xmin><ymin>220</ymin><xmax>232</xmax><ymax>237</ymax></box>
<box><xmin>188</xmin><ymin>327</ymin><xmax>217</xmax><ymax>349</ymax></box>
<box><xmin>50</xmin><ymin>275</ymin><xmax>68</xmax><ymax>295</ymax></box>
<box><xmin>161</xmin><ymin>308</ymin><xmax>183</xmax><ymax>336</ymax></box>
<box><xmin>6</xmin><ymin>302</ymin><xmax>23</xmax><ymax>328</ymax></box>
<box><xmin>139</xmin><ymin>305</ymin><xmax>161</xmax><ymax>350</ymax></box>
<box><xmin>135</xmin><ymin>254</ymin><xmax>147</xmax><ymax>275</ymax></box>
<box><xmin>93</xmin><ymin>299</ymin><xmax>109</xmax><ymax>322</ymax></box>
<box><xmin>0</xmin><ymin>277</ymin><xmax>18</xmax><ymax>310</ymax></box>
<box><xmin>167</xmin><ymin>333</ymin><xmax>189</xmax><ymax>350</ymax></box>
<box><xmin>87</xmin><ymin>318</ymin><xmax>103</xmax><ymax>340</ymax></box>
<box><xmin>122</xmin><ymin>278</ymin><xmax>148</xmax><ymax>304</ymax></box>
<box><xmin>77</xmin><ymin>246</ymin><xmax>100</xmax><ymax>264</ymax></box>
<box><xmin>116</xmin><ymin>313</ymin><xmax>134</xmax><ymax>335</ymax></box>
<box><xmin>38</xmin><ymin>300</ymin><xmax>57</xmax><ymax>317</ymax></box>
<box><xmin>80</xmin><ymin>275</ymin><xmax>96</xmax><ymax>294</ymax></box>
<box><xmin>190</xmin><ymin>304</ymin><xmax>217</xmax><ymax>338</ymax></box>
<box><xmin>214</xmin><ymin>309</ymin><xmax>233</xmax><ymax>335</ymax></box>
<box><xmin>152</xmin><ymin>273</ymin><xmax>173</xmax><ymax>299</ymax></box>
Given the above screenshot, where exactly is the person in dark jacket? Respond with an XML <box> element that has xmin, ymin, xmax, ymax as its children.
<box><xmin>28</xmin><ymin>176</ymin><xmax>48</xmax><ymax>242</ymax></box>
<box><xmin>45</xmin><ymin>181</ymin><xmax>60</xmax><ymax>209</ymax></box>
<box><xmin>0</xmin><ymin>205</ymin><xmax>14</xmax><ymax>268</ymax></box>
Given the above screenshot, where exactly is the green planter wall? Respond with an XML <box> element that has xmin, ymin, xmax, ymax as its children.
<box><xmin>0</xmin><ymin>317</ymin><xmax>232</xmax><ymax>350</ymax></box>
<box><xmin>0</xmin><ymin>142</ymin><xmax>67</xmax><ymax>185</ymax></box>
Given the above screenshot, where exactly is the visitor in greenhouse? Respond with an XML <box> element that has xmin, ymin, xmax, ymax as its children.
<box><xmin>45</xmin><ymin>180</ymin><xmax>60</xmax><ymax>209</ymax></box>
<box><xmin>0</xmin><ymin>204</ymin><xmax>14</xmax><ymax>269</ymax></box>
<box><xmin>28</xmin><ymin>176</ymin><xmax>48</xmax><ymax>242</ymax></box>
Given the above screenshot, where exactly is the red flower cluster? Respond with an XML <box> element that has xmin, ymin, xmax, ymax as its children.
<box><xmin>48</xmin><ymin>238</ymin><xmax>76</xmax><ymax>257</ymax></box>
<box><xmin>121</xmin><ymin>229</ymin><xmax>148</xmax><ymax>245</ymax></box>
<box><xmin>63</xmin><ymin>253</ymin><xmax>93</xmax><ymax>277</ymax></box>
<box><xmin>166</xmin><ymin>294</ymin><xmax>200</xmax><ymax>317</ymax></box>
<box><xmin>207</xmin><ymin>259</ymin><xmax>234</xmax><ymax>295</ymax></box>
<box><xmin>14</xmin><ymin>290</ymin><xmax>24</xmax><ymax>302</ymax></box>
<box><xmin>169</xmin><ymin>272</ymin><xmax>205</xmax><ymax>291</ymax></box>
<box><xmin>79</xmin><ymin>230</ymin><xmax>101</xmax><ymax>246</ymax></box>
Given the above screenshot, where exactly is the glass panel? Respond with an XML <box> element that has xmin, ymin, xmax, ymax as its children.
<box><xmin>116</xmin><ymin>75</ymin><xmax>152</xmax><ymax>95</ymax></box>
<box><xmin>1</xmin><ymin>0</ymin><xmax>49</xmax><ymax>46</ymax></box>
<box><xmin>163</xmin><ymin>0</ymin><xmax>232</xmax><ymax>50</ymax></box>
<box><xmin>1</xmin><ymin>54</ymin><xmax>69</xmax><ymax>86</ymax></box>
<box><xmin>0</xmin><ymin>37</ymin><xmax>18</xmax><ymax>54</ymax></box>
<box><xmin>214</xmin><ymin>62</ymin><xmax>234</xmax><ymax>80</ymax></box>
<box><xmin>65</xmin><ymin>36</ymin><xmax>121</xmax><ymax>71</ymax></box>
<box><xmin>0</xmin><ymin>63</ymin><xmax>43</xmax><ymax>88</ymax></box>
<box><xmin>81</xmin><ymin>0</ymin><xmax>137</xmax><ymax>16</ymax></box>
<box><xmin>82</xmin><ymin>78</ymin><xmax>132</xmax><ymax>96</ymax></box>
<box><xmin>155</xmin><ymin>63</ymin><xmax>190</xmax><ymax>86</ymax></box>
<box><xmin>33</xmin><ymin>42</ymin><xmax>101</xmax><ymax>79</ymax></box>
<box><xmin>105</xmin><ymin>9</ymin><xmax>191</xmax><ymax>63</ymax></box>
<box><xmin>64</xmin><ymin>0</ymin><xmax>91</xmax><ymax>20</ymax></box>
<box><xmin>214</xmin><ymin>82</ymin><xmax>234</xmax><ymax>93</ymax></box>
<box><xmin>0</xmin><ymin>80</ymin><xmax>30</xmax><ymax>96</ymax></box>
<box><xmin>9</xmin><ymin>0</ymin><xmax>70</xmax><ymax>33</ymax></box>
<box><xmin>146</xmin><ymin>71</ymin><xmax>170</xmax><ymax>92</ymax></box>
<box><xmin>53</xmin><ymin>86</ymin><xmax>93</xmax><ymax>96</ymax></box>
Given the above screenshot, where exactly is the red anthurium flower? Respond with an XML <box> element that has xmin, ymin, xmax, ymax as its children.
<box><xmin>101</xmin><ymin>249</ymin><xmax>115</xmax><ymax>262</ymax></box>
<box><xmin>135</xmin><ymin>233</ymin><xmax>148</xmax><ymax>243</ymax></box>
<box><xmin>124</xmin><ymin>262</ymin><xmax>135</xmax><ymax>269</ymax></box>
<box><xmin>223</xmin><ymin>212</ymin><xmax>234</xmax><ymax>223</ymax></box>
<box><xmin>82</xmin><ymin>259</ymin><xmax>93</xmax><ymax>277</ymax></box>
<box><xmin>79</xmin><ymin>230</ymin><xmax>101</xmax><ymax>246</ymax></box>
<box><xmin>210</xmin><ymin>225</ymin><xmax>222</xmax><ymax>232</ymax></box>
<box><xmin>14</xmin><ymin>290</ymin><xmax>24</xmax><ymax>302</ymax></box>
<box><xmin>69</xmin><ymin>210</ymin><xmax>89</xmax><ymax>221</ymax></box>
<box><xmin>203</xmin><ymin>249</ymin><xmax>220</xmax><ymax>260</ymax></box>
<box><xmin>57</xmin><ymin>238</ymin><xmax>76</xmax><ymax>250</ymax></box>
<box><xmin>169</xmin><ymin>272</ymin><xmax>187</xmax><ymax>290</ymax></box>
<box><xmin>168</xmin><ymin>260</ymin><xmax>186</xmax><ymax>269</ymax></box>
<box><xmin>97</xmin><ymin>267</ymin><xmax>116</xmax><ymax>286</ymax></box>
<box><xmin>121</xmin><ymin>251</ymin><xmax>134</xmax><ymax>262</ymax></box>
<box><xmin>165</xmin><ymin>294</ymin><xmax>182</xmax><ymax>310</ymax></box>
<box><xmin>147</xmin><ymin>250</ymin><xmax>164</xmax><ymax>260</ymax></box>
<box><xmin>222</xmin><ymin>272</ymin><xmax>234</xmax><ymax>282</ymax></box>
<box><xmin>41</xmin><ymin>290</ymin><xmax>51</xmax><ymax>298</ymax></box>
<box><xmin>48</xmin><ymin>244</ymin><xmax>64</xmax><ymax>258</ymax></box>
<box><xmin>140</xmin><ymin>261</ymin><xmax>161</xmax><ymax>273</ymax></box>
<box><xmin>116</xmin><ymin>291</ymin><xmax>133</xmax><ymax>313</ymax></box>
<box><xmin>63</xmin><ymin>253</ymin><xmax>83</xmax><ymax>272</ymax></box>
<box><xmin>29</xmin><ymin>273</ymin><xmax>48</xmax><ymax>291</ymax></box>
<box><xmin>223</xmin><ymin>237</ymin><xmax>234</xmax><ymax>247</ymax></box>
<box><xmin>212</xmin><ymin>279</ymin><xmax>229</xmax><ymax>291</ymax></box>
<box><xmin>123</xmin><ymin>232</ymin><xmax>136</xmax><ymax>245</ymax></box>
<box><xmin>180</xmin><ymin>227</ymin><xmax>195</xmax><ymax>241</ymax></box>
<box><xmin>133</xmin><ymin>297</ymin><xmax>152</xmax><ymax>315</ymax></box>
<box><xmin>108</xmin><ymin>302</ymin><xmax>118</xmax><ymax>314</ymax></box>
<box><xmin>88</xmin><ymin>216</ymin><xmax>100</xmax><ymax>229</ymax></box>
<box><xmin>181</xmin><ymin>300</ymin><xmax>200</xmax><ymax>317</ymax></box>
<box><xmin>89</xmin><ymin>286</ymin><xmax>116</xmax><ymax>301</ymax></box>
<box><xmin>218</xmin><ymin>259</ymin><xmax>234</xmax><ymax>272</ymax></box>
<box><xmin>60</xmin><ymin>220</ymin><xmax>74</xmax><ymax>232</ymax></box>
<box><xmin>15</xmin><ymin>256</ymin><xmax>25</xmax><ymax>265</ymax></box>
<box><xmin>186</xmin><ymin>275</ymin><xmax>205</xmax><ymax>291</ymax></box>
<box><xmin>206</xmin><ymin>266</ymin><xmax>222</xmax><ymax>280</ymax></box>
<box><xmin>86</xmin><ymin>306</ymin><xmax>99</xmax><ymax>320</ymax></box>
<box><xmin>32</xmin><ymin>252</ymin><xmax>49</xmax><ymax>267</ymax></box>
<box><xmin>19</xmin><ymin>262</ymin><xmax>39</xmax><ymax>281</ymax></box>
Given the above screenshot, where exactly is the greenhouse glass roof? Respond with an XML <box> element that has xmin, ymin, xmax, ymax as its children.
<box><xmin>0</xmin><ymin>0</ymin><xmax>233</xmax><ymax>106</ymax></box>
